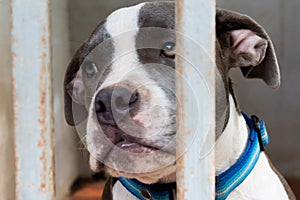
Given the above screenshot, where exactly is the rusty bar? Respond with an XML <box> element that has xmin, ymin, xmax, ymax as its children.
<box><xmin>11</xmin><ymin>0</ymin><xmax>55</xmax><ymax>199</ymax></box>
<box><xmin>176</xmin><ymin>0</ymin><xmax>216</xmax><ymax>199</ymax></box>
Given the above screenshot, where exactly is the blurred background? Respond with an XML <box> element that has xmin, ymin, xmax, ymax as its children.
<box><xmin>0</xmin><ymin>0</ymin><xmax>299</xmax><ymax>199</ymax></box>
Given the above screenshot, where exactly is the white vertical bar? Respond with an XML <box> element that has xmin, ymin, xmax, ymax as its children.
<box><xmin>176</xmin><ymin>0</ymin><xmax>216</xmax><ymax>199</ymax></box>
<box><xmin>11</xmin><ymin>0</ymin><xmax>55</xmax><ymax>199</ymax></box>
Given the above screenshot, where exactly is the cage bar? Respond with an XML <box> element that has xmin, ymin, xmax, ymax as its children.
<box><xmin>176</xmin><ymin>0</ymin><xmax>216</xmax><ymax>199</ymax></box>
<box><xmin>11</xmin><ymin>0</ymin><xmax>55</xmax><ymax>199</ymax></box>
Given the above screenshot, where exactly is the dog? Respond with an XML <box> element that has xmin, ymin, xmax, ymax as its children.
<box><xmin>64</xmin><ymin>2</ymin><xmax>296</xmax><ymax>199</ymax></box>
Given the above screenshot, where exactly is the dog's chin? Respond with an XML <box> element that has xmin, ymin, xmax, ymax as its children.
<box><xmin>106</xmin><ymin>163</ymin><xmax>176</xmax><ymax>184</ymax></box>
<box><xmin>89</xmin><ymin>146</ymin><xmax>176</xmax><ymax>174</ymax></box>
<box><xmin>89</xmin><ymin>146</ymin><xmax>177</xmax><ymax>184</ymax></box>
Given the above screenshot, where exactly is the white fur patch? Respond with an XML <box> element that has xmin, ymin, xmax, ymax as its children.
<box><xmin>113</xmin><ymin>181</ymin><xmax>139</xmax><ymax>200</ymax></box>
<box><xmin>101</xmin><ymin>3</ymin><xmax>145</xmax><ymax>89</ymax></box>
<box><xmin>228</xmin><ymin>153</ymin><xmax>289</xmax><ymax>199</ymax></box>
<box><xmin>215</xmin><ymin>95</ymin><xmax>249</xmax><ymax>174</ymax></box>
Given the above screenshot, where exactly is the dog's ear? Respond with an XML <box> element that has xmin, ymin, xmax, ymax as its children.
<box><xmin>64</xmin><ymin>44</ymin><xmax>88</xmax><ymax>126</ymax></box>
<box><xmin>216</xmin><ymin>9</ymin><xmax>280</xmax><ymax>89</ymax></box>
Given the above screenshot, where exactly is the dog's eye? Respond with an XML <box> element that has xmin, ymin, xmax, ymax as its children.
<box><xmin>161</xmin><ymin>42</ymin><xmax>176</xmax><ymax>59</ymax></box>
<box><xmin>82</xmin><ymin>61</ymin><xmax>98</xmax><ymax>77</ymax></box>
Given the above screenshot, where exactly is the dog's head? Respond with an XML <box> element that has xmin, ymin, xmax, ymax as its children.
<box><xmin>64</xmin><ymin>2</ymin><xmax>279</xmax><ymax>184</ymax></box>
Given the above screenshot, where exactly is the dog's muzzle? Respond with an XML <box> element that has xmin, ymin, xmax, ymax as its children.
<box><xmin>92</xmin><ymin>85</ymin><xmax>158</xmax><ymax>154</ymax></box>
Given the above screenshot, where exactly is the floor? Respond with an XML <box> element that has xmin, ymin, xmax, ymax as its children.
<box><xmin>70</xmin><ymin>181</ymin><xmax>105</xmax><ymax>200</ymax></box>
<box><xmin>69</xmin><ymin>178</ymin><xmax>300</xmax><ymax>199</ymax></box>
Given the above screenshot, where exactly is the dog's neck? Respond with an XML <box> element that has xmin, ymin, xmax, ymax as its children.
<box><xmin>215</xmin><ymin>94</ymin><xmax>249</xmax><ymax>175</ymax></box>
<box><xmin>214</xmin><ymin>95</ymin><xmax>290</xmax><ymax>199</ymax></box>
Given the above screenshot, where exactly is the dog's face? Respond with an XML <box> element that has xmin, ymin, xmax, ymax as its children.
<box><xmin>64</xmin><ymin>2</ymin><xmax>280</xmax><ymax>184</ymax></box>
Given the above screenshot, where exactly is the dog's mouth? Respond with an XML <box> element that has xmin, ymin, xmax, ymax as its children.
<box><xmin>115</xmin><ymin>139</ymin><xmax>157</xmax><ymax>153</ymax></box>
<box><xmin>101</xmin><ymin>125</ymin><xmax>161</xmax><ymax>154</ymax></box>
<box><xmin>88</xmin><ymin>117</ymin><xmax>176</xmax><ymax>174</ymax></box>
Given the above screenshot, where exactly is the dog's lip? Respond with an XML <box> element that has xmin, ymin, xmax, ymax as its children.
<box><xmin>112</xmin><ymin>131</ymin><xmax>162</xmax><ymax>152</ymax></box>
<box><xmin>98</xmin><ymin>125</ymin><xmax>172</xmax><ymax>154</ymax></box>
<box><xmin>115</xmin><ymin>139</ymin><xmax>157</xmax><ymax>153</ymax></box>
<box><xmin>100</xmin><ymin>124</ymin><xmax>162</xmax><ymax>150</ymax></box>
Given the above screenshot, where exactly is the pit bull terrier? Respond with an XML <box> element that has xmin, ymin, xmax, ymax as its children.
<box><xmin>64</xmin><ymin>2</ymin><xmax>296</xmax><ymax>199</ymax></box>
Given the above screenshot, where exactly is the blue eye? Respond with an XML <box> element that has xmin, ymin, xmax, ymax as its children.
<box><xmin>161</xmin><ymin>42</ymin><xmax>176</xmax><ymax>59</ymax></box>
<box><xmin>82</xmin><ymin>61</ymin><xmax>98</xmax><ymax>77</ymax></box>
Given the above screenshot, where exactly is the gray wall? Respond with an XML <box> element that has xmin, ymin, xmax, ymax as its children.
<box><xmin>0</xmin><ymin>0</ymin><xmax>15</xmax><ymax>199</ymax></box>
<box><xmin>68</xmin><ymin>0</ymin><xmax>300</xmax><ymax>178</ymax></box>
<box><xmin>68</xmin><ymin>0</ymin><xmax>161</xmax><ymax>53</ymax></box>
<box><xmin>52</xmin><ymin>0</ymin><xmax>87</xmax><ymax>199</ymax></box>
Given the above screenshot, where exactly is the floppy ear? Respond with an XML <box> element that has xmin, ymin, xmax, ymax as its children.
<box><xmin>216</xmin><ymin>9</ymin><xmax>280</xmax><ymax>89</ymax></box>
<box><xmin>64</xmin><ymin>44</ymin><xmax>88</xmax><ymax>126</ymax></box>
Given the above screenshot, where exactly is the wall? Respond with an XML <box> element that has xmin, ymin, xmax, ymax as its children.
<box><xmin>0</xmin><ymin>0</ymin><xmax>15</xmax><ymax>199</ymax></box>
<box><xmin>52</xmin><ymin>0</ymin><xmax>85</xmax><ymax>199</ymax></box>
<box><xmin>68</xmin><ymin>0</ymin><xmax>152</xmax><ymax>53</ymax></box>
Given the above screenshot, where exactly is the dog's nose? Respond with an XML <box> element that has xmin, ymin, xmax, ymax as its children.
<box><xmin>95</xmin><ymin>86</ymin><xmax>139</xmax><ymax>125</ymax></box>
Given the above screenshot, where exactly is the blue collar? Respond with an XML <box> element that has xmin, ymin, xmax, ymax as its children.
<box><xmin>118</xmin><ymin>177</ymin><xmax>175</xmax><ymax>200</ymax></box>
<box><xmin>118</xmin><ymin>112</ymin><xmax>269</xmax><ymax>200</ymax></box>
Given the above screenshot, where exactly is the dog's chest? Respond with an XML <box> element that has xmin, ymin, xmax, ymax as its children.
<box><xmin>112</xmin><ymin>181</ymin><xmax>139</xmax><ymax>200</ymax></box>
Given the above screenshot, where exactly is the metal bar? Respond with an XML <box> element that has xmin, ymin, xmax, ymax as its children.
<box><xmin>11</xmin><ymin>0</ymin><xmax>55</xmax><ymax>199</ymax></box>
<box><xmin>176</xmin><ymin>0</ymin><xmax>216</xmax><ymax>199</ymax></box>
